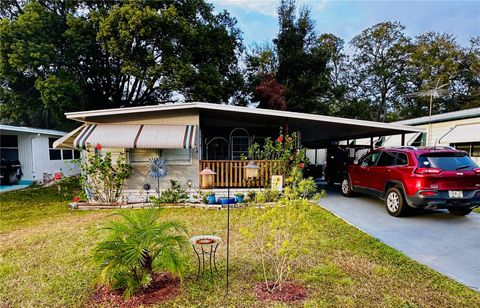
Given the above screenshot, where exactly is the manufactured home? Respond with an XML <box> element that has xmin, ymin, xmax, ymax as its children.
<box><xmin>55</xmin><ymin>102</ymin><xmax>423</xmax><ymax>202</ymax></box>
<box><xmin>0</xmin><ymin>125</ymin><xmax>80</xmax><ymax>192</ymax></box>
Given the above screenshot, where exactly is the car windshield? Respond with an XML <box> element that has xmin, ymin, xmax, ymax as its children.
<box><xmin>417</xmin><ymin>152</ymin><xmax>478</xmax><ymax>170</ymax></box>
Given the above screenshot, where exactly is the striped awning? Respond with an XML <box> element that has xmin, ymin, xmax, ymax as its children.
<box><xmin>73</xmin><ymin>124</ymin><xmax>196</xmax><ymax>149</ymax></box>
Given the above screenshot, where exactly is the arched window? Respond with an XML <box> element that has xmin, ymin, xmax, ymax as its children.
<box><xmin>230</xmin><ymin>128</ymin><xmax>250</xmax><ymax>160</ymax></box>
<box><xmin>206</xmin><ymin>137</ymin><xmax>228</xmax><ymax>160</ymax></box>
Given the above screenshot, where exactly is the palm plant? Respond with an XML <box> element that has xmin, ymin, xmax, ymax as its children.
<box><xmin>93</xmin><ymin>209</ymin><xmax>188</xmax><ymax>298</ymax></box>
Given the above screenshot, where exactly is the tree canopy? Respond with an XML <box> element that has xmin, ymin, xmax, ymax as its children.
<box><xmin>0</xmin><ymin>0</ymin><xmax>243</xmax><ymax>129</ymax></box>
<box><xmin>1</xmin><ymin>0</ymin><xmax>479</xmax><ymax>129</ymax></box>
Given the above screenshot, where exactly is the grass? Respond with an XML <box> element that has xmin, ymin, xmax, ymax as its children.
<box><xmin>1</xmin><ymin>181</ymin><xmax>479</xmax><ymax>307</ymax></box>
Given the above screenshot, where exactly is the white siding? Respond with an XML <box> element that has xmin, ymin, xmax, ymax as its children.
<box><xmin>7</xmin><ymin>133</ymin><xmax>80</xmax><ymax>181</ymax></box>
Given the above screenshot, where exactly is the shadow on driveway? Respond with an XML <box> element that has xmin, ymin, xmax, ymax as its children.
<box><xmin>317</xmin><ymin>181</ymin><xmax>480</xmax><ymax>291</ymax></box>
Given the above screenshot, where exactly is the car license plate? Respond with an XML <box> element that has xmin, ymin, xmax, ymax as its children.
<box><xmin>448</xmin><ymin>190</ymin><xmax>463</xmax><ymax>198</ymax></box>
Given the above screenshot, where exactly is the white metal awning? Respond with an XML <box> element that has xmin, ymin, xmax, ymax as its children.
<box><xmin>72</xmin><ymin>124</ymin><xmax>196</xmax><ymax>149</ymax></box>
<box><xmin>439</xmin><ymin>123</ymin><xmax>480</xmax><ymax>144</ymax></box>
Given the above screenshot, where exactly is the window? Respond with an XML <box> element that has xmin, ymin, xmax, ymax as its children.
<box><xmin>418</xmin><ymin>152</ymin><xmax>478</xmax><ymax>170</ymax></box>
<box><xmin>161</xmin><ymin>149</ymin><xmax>191</xmax><ymax>164</ymax></box>
<box><xmin>62</xmin><ymin>149</ymin><xmax>73</xmax><ymax>160</ymax></box>
<box><xmin>396</xmin><ymin>153</ymin><xmax>408</xmax><ymax>165</ymax></box>
<box><xmin>360</xmin><ymin>152</ymin><xmax>380</xmax><ymax>166</ymax></box>
<box><xmin>49</xmin><ymin>138</ymin><xmax>62</xmax><ymax>160</ymax></box>
<box><xmin>0</xmin><ymin>135</ymin><xmax>19</xmax><ymax>161</ymax></box>
<box><xmin>206</xmin><ymin>138</ymin><xmax>228</xmax><ymax>160</ymax></box>
<box><xmin>376</xmin><ymin>151</ymin><xmax>397</xmax><ymax>166</ymax></box>
<box><xmin>129</xmin><ymin>148</ymin><xmax>191</xmax><ymax>165</ymax></box>
<box><xmin>73</xmin><ymin>150</ymin><xmax>81</xmax><ymax>159</ymax></box>
<box><xmin>231</xmin><ymin>136</ymin><xmax>249</xmax><ymax>160</ymax></box>
<box><xmin>450</xmin><ymin>142</ymin><xmax>480</xmax><ymax>158</ymax></box>
<box><xmin>411</xmin><ymin>133</ymin><xmax>426</xmax><ymax>147</ymax></box>
<box><xmin>130</xmin><ymin>149</ymin><xmax>160</xmax><ymax>163</ymax></box>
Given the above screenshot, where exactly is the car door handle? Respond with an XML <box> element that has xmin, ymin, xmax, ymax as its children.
<box><xmin>385</xmin><ymin>169</ymin><xmax>391</xmax><ymax>172</ymax></box>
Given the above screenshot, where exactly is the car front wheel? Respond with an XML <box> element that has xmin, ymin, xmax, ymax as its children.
<box><xmin>385</xmin><ymin>187</ymin><xmax>408</xmax><ymax>217</ymax></box>
<box><xmin>448</xmin><ymin>208</ymin><xmax>472</xmax><ymax>216</ymax></box>
<box><xmin>341</xmin><ymin>177</ymin><xmax>353</xmax><ymax>197</ymax></box>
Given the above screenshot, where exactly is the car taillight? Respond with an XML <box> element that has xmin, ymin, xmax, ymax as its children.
<box><xmin>414</xmin><ymin>168</ymin><xmax>443</xmax><ymax>175</ymax></box>
<box><xmin>474</xmin><ymin>168</ymin><xmax>480</xmax><ymax>175</ymax></box>
<box><xmin>419</xmin><ymin>191</ymin><xmax>438</xmax><ymax>196</ymax></box>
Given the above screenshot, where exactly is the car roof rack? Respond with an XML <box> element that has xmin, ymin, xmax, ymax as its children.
<box><xmin>417</xmin><ymin>146</ymin><xmax>456</xmax><ymax>150</ymax></box>
<box><xmin>377</xmin><ymin>146</ymin><xmax>418</xmax><ymax>151</ymax></box>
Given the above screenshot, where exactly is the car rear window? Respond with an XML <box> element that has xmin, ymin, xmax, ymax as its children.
<box><xmin>417</xmin><ymin>152</ymin><xmax>479</xmax><ymax>170</ymax></box>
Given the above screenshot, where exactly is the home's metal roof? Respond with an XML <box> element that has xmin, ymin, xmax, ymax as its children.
<box><xmin>395</xmin><ymin>108</ymin><xmax>480</xmax><ymax>126</ymax></box>
<box><xmin>0</xmin><ymin>124</ymin><xmax>65</xmax><ymax>136</ymax></box>
<box><xmin>63</xmin><ymin>102</ymin><xmax>424</xmax><ymax>145</ymax></box>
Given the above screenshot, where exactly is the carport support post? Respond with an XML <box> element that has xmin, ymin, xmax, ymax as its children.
<box><xmin>401</xmin><ymin>133</ymin><xmax>405</xmax><ymax>146</ymax></box>
<box><xmin>370</xmin><ymin>137</ymin><xmax>374</xmax><ymax>150</ymax></box>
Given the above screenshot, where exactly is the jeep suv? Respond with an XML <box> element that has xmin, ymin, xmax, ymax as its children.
<box><xmin>341</xmin><ymin>147</ymin><xmax>480</xmax><ymax>217</ymax></box>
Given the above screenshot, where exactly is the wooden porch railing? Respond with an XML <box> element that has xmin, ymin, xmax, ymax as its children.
<box><xmin>199</xmin><ymin>160</ymin><xmax>281</xmax><ymax>188</ymax></box>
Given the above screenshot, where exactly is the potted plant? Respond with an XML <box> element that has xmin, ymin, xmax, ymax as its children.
<box><xmin>202</xmin><ymin>191</ymin><xmax>216</xmax><ymax>205</ymax></box>
<box><xmin>235</xmin><ymin>193</ymin><xmax>245</xmax><ymax>203</ymax></box>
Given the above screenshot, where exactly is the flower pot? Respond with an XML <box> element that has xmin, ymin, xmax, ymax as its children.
<box><xmin>235</xmin><ymin>195</ymin><xmax>244</xmax><ymax>203</ymax></box>
<box><xmin>206</xmin><ymin>194</ymin><xmax>216</xmax><ymax>205</ymax></box>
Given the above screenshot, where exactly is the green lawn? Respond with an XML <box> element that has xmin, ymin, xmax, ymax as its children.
<box><xmin>1</xmin><ymin>180</ymin><xmax>479</xmax><ymax>307</ymax></box>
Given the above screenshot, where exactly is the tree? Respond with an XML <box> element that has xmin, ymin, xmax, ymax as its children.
<box><xmin>351</xmin><ymin>21</ymin><xmax>411</xmax><ymax>122</ymax></box>
<box><xmin>246</xmin><ymin>0</ymin><xmax>330</xmax><ymax>114</ymax></box>
<box><xmin>0</xmin><ymin>0</ymin><xmax>244</xmax><ymax>129</ymax></box>
<box><xmin>93</xmin><ymin>209</ymin><xmax>188</xmax><ymax>298</ymax></box>
<box><xmin>397</xmin><ymin>32</ymin><xmax>464</xmax><ymax>119</ymax></box>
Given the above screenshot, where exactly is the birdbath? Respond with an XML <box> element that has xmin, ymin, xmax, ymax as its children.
<box><xmin>189</xmin><ymin>235</ymin><xmax>221</xmax><ymax>280</ymax></box>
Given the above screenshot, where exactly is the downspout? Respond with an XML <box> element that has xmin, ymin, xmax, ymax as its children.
<box><xmin>30</xmin><ymin>133</ymin><xmax>40</xmax><ymax>182</ymax></box>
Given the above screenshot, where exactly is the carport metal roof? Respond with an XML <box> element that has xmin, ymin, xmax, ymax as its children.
<box><xmin>65</xmin><ymin>102</ymin><xmax>424</xmax><ymax>147</ymax></box>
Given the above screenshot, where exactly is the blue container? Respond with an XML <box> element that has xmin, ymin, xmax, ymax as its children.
<box><xmin>206</xmin><ymin>194</ymin><xmax>216</xmax><ymax>204</ymax></box>
<box><xmin>235</xmin><ymin>195</ymin><xmax>244</xmax><ymax>203</ymax></box>
<box><xmin>217</xmin><ymin>197</ymin><xmax>236</xmax><ymax>204</ymax></box>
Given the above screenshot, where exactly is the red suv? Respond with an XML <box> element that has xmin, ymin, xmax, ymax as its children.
<box><xmin>341</xmin><ymin>146</ymin><xmax>480</xmax><ymax>217</ymax></box>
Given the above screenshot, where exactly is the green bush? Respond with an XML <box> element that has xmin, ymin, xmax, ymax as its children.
<box><xmin>74</xmin><ymin>149</ymin><xmax>132</xmax><ymax>204</ymax></box>
<box><xmin>255</xmin><ymin>189</ymin><xmax>281</xmax><ymax>203</ymax></box>
<box><xmin>150</xmin><ymin>180</ymin><xmax>189</xmax><ymax>205</ymax></box>
<box><xmin>92</xmin><ymin>209</ymin><xmax>188</xmax><ymax>298</ymax></box>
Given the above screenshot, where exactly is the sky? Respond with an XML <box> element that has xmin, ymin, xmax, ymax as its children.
<box><xmin>210</xmin><ymin>0</ymin><xmax>480</xmax><ymax>53</ymax></box>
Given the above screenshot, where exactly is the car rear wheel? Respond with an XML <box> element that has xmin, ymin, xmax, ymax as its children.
<box><xmin>385</xmin><ymin>187</ymin><xmax>408</xmax><ymax>217</ymax></box>
<box><xmin>448</xmin><ymin>208</ymin><xmax>472</xmax><ymax>216</ymax></box>
<box><xmin>341</xmin><ymin>177</ymin><xmax>353</xmax><ymax>197</ymax></box>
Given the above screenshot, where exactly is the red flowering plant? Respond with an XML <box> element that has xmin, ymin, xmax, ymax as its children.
<box><xmin>73</xmin><ymin>196</ymin><xmax>80</xmax><ymax>203</ymax></box>
<box><xmin>243</xmin><ymin>128</ymin><xmax>308</xmax><ymax>188</ymax></box>
<box><xmin>95</xmin><ymin>143</ymin><xmax>102</xmax><ymax>151</ymax></box>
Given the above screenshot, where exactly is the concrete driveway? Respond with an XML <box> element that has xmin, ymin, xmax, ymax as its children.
<box><xmin>318</xmin><ymin>184</ymin><xmax>480</xmax><ymax>291</ymax></box>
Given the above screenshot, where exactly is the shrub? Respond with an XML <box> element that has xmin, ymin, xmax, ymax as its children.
<box><xmin>150</xmin><ymin>180</ymin><xmax>189</xmax><ymax>205</ymax></box>
<box><xmin>74</xmin><ymin>149</ymin><xmax>132</xmax><ymax>204</ymax></box>
<box><xmin>240</xmin><ymin>199</ymin><xmax>316</xmax><ymax>292</ymax></box>
<box><xmin>92</xmin><ymin>209</ymin><xmax>188</xmax><ymax>298</ymax></box>
<box><xmin>255</xmin><ymin>189</ymin><xmax>281</xmax><ymax>203</ymax></box>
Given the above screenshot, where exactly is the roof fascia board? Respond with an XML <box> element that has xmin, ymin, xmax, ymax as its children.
<box><xmin>65</xmin><ymin>101</ymin><xmax>424</xmax><ymax>133</ymax></box>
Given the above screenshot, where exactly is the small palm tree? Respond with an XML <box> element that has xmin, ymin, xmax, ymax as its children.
<box><xmin>93</xmin><ymin>209</ymin><xmax>188</xmax><ymax>298</ymax></box>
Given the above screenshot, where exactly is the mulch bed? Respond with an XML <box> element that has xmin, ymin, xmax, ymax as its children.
<box><xmin>254</xmin><ymin>281</ymin><xmax>308</xmax><ymax>303</ymax></box>
<box><xmin>89</xmin><ymin>272</ymin><xmax>181</xmax><ymax>307</ymax></box>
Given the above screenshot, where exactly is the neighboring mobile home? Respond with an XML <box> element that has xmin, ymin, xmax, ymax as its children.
<box><xmin>0</xmin><ymin>125</ymin><xmax>80</xmax><ymax>189</ymax></box>
<box><xmin>382</xmin><ymin>108</ymin><xmax>480</xmax><ymax>164</ymax></box>
<box><xmin>55</xmin><ymin>102</ymin><xmax>423</xmax><ymax>202</ymax></box>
